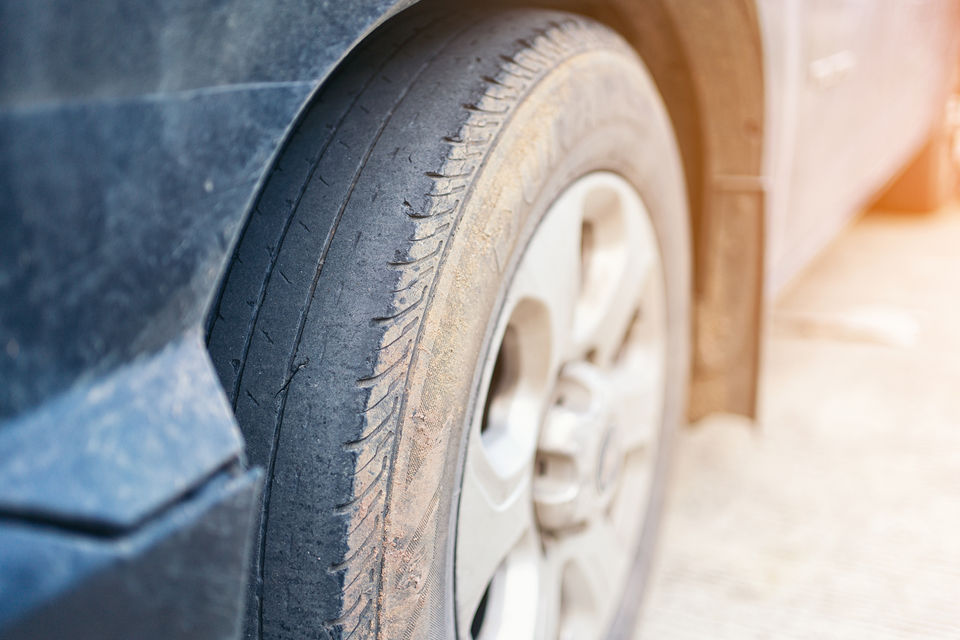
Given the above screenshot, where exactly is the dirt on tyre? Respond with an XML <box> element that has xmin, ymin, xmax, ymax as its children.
<box><xmin>207</xmin><ymin>7</ymin><xmax>690</xmax><ymax>640</ymax></box>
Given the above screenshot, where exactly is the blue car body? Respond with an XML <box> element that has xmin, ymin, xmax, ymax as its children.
<box><xmin>1</xmin><ymin>2</ymin><xmax>413</xmax><ymax>637</ymax></box>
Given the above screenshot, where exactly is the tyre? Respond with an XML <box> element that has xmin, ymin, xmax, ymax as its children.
<box><xmin>207</xmin><ymin>7</ymin><xmax>690</xmax><ymax>640</ymax></box>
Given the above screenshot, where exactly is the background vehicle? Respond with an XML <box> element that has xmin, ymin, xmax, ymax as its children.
<box><xmin>1</xmin><ymin>1</ymin><xmax>956</xmax><ymax>639</ymax></box>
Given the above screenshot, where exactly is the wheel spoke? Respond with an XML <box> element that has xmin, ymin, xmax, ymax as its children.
<box><xmin>544</xmin><ymin>517</ymin><xmax>625</xmax><ymax>640</ymax></box>
<box><xmin>506</xmin><ymin>186</ymin><xmax>583</xmax><ymax>371</ymax></box>
<box><xmin>536</xmin><ymin>550</ymin><xmax>563</xmax><ymax>640</ymax></box>
<box><xmin>610</xmin><ymin>259</ymin><xmax>666</xmax><ymax>454</ymax></box>
<box><xmin>629</xmin><ymin>260</ymin><xmax>666</xmax><ymax>349</ymax></box>
<box><xmin>570</xmin><ymin>518</ymin><xmax>624</xmax><ymax>611</ymax></box>
<box><xmin>570</xmin><ymin>175</ymin><xmax>660</xmax><ymax>362</ymax></box>
<box><xmin>612</xmin><ymin>345</ymin><xmax>663</xmax><ymax>453</ymax></box>
<box><xmin>457</xmin><ymin>428</ymin><xmax>536</xmax><ymax>632</ymax></box>
<box><xmin>583</xmin><ymin>239</ymin><xmax>657</xmax><ymax>365</ymax></box>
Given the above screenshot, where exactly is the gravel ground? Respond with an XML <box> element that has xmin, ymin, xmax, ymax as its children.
<box><xmin>636</xmin><ymin>202</ymin><xmax>960</xmax><ymax>639</ymax></box>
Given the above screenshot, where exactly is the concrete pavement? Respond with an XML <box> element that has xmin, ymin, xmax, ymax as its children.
<box><xmin>636</xmin><ymin>202</ymin><xmax>960</xmax><ymax>638</ymax></box>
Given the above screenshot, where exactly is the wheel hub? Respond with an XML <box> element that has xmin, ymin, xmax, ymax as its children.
<box><xmin>534</xmin><ymin>362</ymin><xmax>623</xmax><ymax>533</ymax></box>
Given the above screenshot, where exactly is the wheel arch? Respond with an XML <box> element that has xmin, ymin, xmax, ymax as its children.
<box><xmin>530</xmin><ymin>0</ymin><xmax>767</xmax><ymax>420</ymax></box>
<box><xmin>219</xmin><ymin>0</ymin><xmax>767</xmax><ymax>420</ymax></box>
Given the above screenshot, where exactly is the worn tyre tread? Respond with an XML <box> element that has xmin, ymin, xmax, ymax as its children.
<box><xmin>208</xmin><ymin>9</ymin><xmax>636</xmax><ymax>639</ymax></box>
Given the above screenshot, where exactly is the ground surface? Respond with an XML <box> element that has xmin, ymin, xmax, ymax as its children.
<box><xmin>636</xmin><ymin>202</ymin><xmax>960</xmax><ymax>638</ymax></box>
